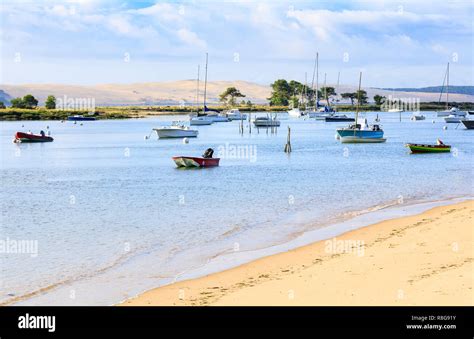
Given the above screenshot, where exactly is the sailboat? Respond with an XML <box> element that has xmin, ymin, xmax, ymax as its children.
<box><xmin>190</xmin><ymin>64</ymin><xmax>213</xmax><ymax>126</ymax></box>
<box><xmin>437</xmin><ymin>63</ymin><xmax>466</xmax><ymax>118</ymax></box>
<box><xmin>336</xmin><ymin>72</ymin><xmax>386</xmax><ymax>143</ymax></box>
<box><xmin>307</xmin><ymin>53</ymin><xmax>326</xmax><ymax>118</ymax></box>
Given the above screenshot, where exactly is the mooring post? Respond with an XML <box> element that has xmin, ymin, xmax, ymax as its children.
<box><xmin>284</xmin><ymin>126</ymin><xmax>292</xmax><ymax>153</ymax></box>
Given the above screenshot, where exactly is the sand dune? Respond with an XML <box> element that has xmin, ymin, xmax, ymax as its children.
<box><xmin>1</xmin><ymin>81</ymin><xmax>473</xmax><ymax>106</ymax></box>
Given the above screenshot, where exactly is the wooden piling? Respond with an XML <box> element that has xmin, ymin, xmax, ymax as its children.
<box><xmin>284</xmin><ymin>126</ymin><xmax>292</xmax><ymax>153</ymax></box>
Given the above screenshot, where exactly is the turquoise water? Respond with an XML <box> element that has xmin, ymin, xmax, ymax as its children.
<box><xmin>0</xmin><ymin>112</ymin><xmax>472</xmax><ymax>305</ymax></box>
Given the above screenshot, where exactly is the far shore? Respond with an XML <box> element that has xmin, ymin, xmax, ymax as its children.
<box><xmin>121</xmin><ymin>200</ymin><xmax>473</xmax><ymax>306</ymax></box>
<box><xmin>1</xmin><ymin>102</ymin><xmax>473</xmax><ymax>121</ymax></box>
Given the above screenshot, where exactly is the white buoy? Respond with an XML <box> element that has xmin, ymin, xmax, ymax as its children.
<box><xmin>183</xmin><ymin>138</ymin><xmax>189</xmax><ymax>144</ymax></box>
<box><xmin>443</xmin><ymin>126</ymin><xmax>448</xmax><ymax>130</ymax></box>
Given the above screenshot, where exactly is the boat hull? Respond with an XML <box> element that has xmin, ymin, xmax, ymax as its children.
<box><xmin>172</xmin><ymin>156</ymin><xmax>220</xmax><ymax>168</ymax></box>
<box><xmin>190</xmin><ymin>117</ymin><xmax>213</xmax><ymax>125</ymax></box>
<box><xmin>154</xmin><ymin>129</ymin><xmax>198</xmax><ymax>138</ymax></box>
<box><xmin>325</xmin><ymin>117</ymin><xmax>355</xmax><ymax>122</ymax></box>
<box><xmin>67</xmin><ymin>116</ymin><xmax>96</xmax><ymax>121</ymax></box>
<box><xmin>14</xmin><ymin>132</ymin><xmax>54</xmax><ymax>143</ymax></box>
<box><xmin>340</xmin><ymin>136</ymin><xmax>386</xmax><ymax>143</ymax></box>
<box><xmin>406</xmin><ymin>144</ymin><xmax>451</xmax><ymax>153</ymax></box>
<box><xmin>253</xmin><ymin>121</ymin><xmax>281</xmax><ymax>127</ymax></box>
<box><xmin>461</xmin><ymin>120</ymin><xmax>474</xmax><ymax>129</ymax></box>
<box><xmin>336</xmin><ymin>129</ymin><xmax>384</xmax><ymax>139</ymax></box>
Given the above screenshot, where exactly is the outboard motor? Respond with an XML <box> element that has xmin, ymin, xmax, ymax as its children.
<box><xmin>202</xmin><ymin>148</ymin><xmax>214</xmax><ymax>159</ymax></box>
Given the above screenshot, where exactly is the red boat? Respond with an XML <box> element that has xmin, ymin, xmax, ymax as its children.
<box><xmin>14</xmin><ymin>132</ymin><xmax>54</xmax><ymax>143</ymax></box>
<box><xmin>172</xmin><ymin>156</ymin><xmax>220</xmax><ymax>168</ymax></box>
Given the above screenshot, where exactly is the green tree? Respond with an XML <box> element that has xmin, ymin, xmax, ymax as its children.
<box><xmin>373</xmin><ymin>94</ymin><xmax>386</xmax><ymax>106</ymax></box>
<box><xmin>246</xmin><ymin>100</ymin><xmax>252</xmax><ymax>107</ymax></box>
<box><xmin>22</xmin><ymin>94</ymin><xmax>38</xmax><ymax>109</ymax></box>
<box><xmin>355</xmin><ymin>90</ymin><xmax>368</xmax><ymax>105</ymax></box>
<box><xmin>268</xmin><ymin>79</ymin><xmax>291</xmax><ymax>106</ymax></box>
<box><xmin>219</xmin><ymin>87</ymin><xmax>245</xmax><ymax>106</ymax></box>
<box><xmin>45</xmin><ymin>95</ymin><xmax>56</xmax><ymax>109</ymax></box>
<box><xmin>0</xmin><ymin>101</ymin><xmax>6</xmax><ymax>109</ymax></box>
<box><xmin>341</xmin><ymin>92</ymin><xmax>356</xmax><ymax>105</ymax></box>
<box><xmin>11</xmin><ymin>97</ymin><xmax>25</xmax><ymax>108</ymax></box>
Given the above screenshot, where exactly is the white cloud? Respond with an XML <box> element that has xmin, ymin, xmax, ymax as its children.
<box><xmin>176</xmin><ymin>28</ymin><xmax>206</xmax><ymax>50</ymax></box>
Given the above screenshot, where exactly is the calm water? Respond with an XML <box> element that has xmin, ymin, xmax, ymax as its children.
<box><xmin>1</xmin><ymin>112</ymin><xmax>473</xmax><ymax>305</ymax></box>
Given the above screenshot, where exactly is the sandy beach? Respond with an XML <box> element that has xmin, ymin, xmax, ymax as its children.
<box><xmin>122</xmin><ymin>200</ymin><xmax>473</xmax><ymax>306</ymax></box>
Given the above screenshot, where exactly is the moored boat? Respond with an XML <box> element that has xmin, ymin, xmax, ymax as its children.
<box><xmin>325</xmin><ymin>114</ymin><xmax>354</xmax><ymax>122</ymax></box>
<box><xmin>14</xmin><ymin>131</ymin><xmax>54</xmax><ymax>143</ymax></box>
<box><xmin>67</xmin><ymin>115</ymin><xmax>96</xmax><ymax>121</ymax></box>
<box><xmin>154</xmin><ymin>122</ymin><xmax>198</xmax><ymax>138</ymax></box>
<box><xmin>190</xmin><ymin>116</ymin><xmax>213</xmax><ymax>125</ymax></box>
<box><xmin>288</xmin><ymin>107</ymin><xmax>303</xmax><ymax>118</ymax></box>
<box><xmin>172</xmin><ymin>148</ymin><xmax>219</xmax><ymax>168</ymax></box>
<box><xmin>406</xmin><ymin>143</ymin><xmax>451</xmax><ymax>153</ymax></box>
<box><xmin>253</xmin><ymin>116</ymin><xmax>280</xmax><ymax>127</ymax></box>
<box><xmin>444</xmin><ymin>114</ymin><xmax>464</xmax><ymax>123</ymax></box>
<box><xmin>461</xmin><ymin>120</ymin><xmax>474</xmax><ymax>129</ymax></box>
<box><xmin>411</xmin><ymin>113</ymin><xmax>426</xmax><ymax>121</ymax></box>
<box><xmin>225</xmin><ymin>108</ymin><xmax>247</xmax><ymax>121</ymax></box>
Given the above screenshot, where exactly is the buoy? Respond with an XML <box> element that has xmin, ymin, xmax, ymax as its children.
<box><xmin>443</xmin><ymin>126</ymin><xmax>448</xmax><ymax>130</ymax></box>
<box><xmin>183</xmin><ymin>138</ymin><xmax>189</xmax><ymax>144</ymax></box>
<box><xmin>144</xmin><ymin>135</ymin><xmax>149</xmax><ymax>140</ymax></box>
<box><xmin>432</xmin><ymin>120</ymin><xmax>435</xmax><ymax>123</ymax></box>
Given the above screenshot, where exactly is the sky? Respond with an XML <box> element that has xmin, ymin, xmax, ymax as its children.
<box><xmin>1</xmin><ymin>0</ymin><xmax>473</xmax><ymax>87</ymax></box>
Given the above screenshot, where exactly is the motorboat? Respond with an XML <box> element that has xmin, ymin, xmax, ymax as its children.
<box><xmin>13</xmin><ymin>131</ymin><xmax>53</xmax><ymax>143</ymax></box>
<box><xmin>225</xmin><ymin>108</ymin><xmax>247</xmax><ymax>121</ymax></box>
<box><xmin>205</xmin><ymin>112</ymin><xmax>230</xmax><ymax>122</ymax></box>
<box><xmin>406</xmin><ymin>142</ymin><xmax>451</xmax><ymax>153</ymax></box>
<box><xmin>67</xmin><ymin>115</ymin><xmax>96</xmax><ymax>121</ymax></box>
<box><xmin>388</xmin><ymin>108</ymin><xmax>403</xmax><ymax>113</ymax></box>
<box><xmin>444</xmin><ymin>114</ymin><xmax>465</xmax><ymax>123</ymax></box>
<box><xmin>461</xmin><ymin>119</ymin><xmax>474</xmax><ymax>129</ymax></box>
<box><xmin>190</xmin><ymin>116</ymin><xmax>213</xmax><ymax>125</ymax></box>
<box><xmin>324</xmin><ymin>114</ymin><xmax>354</xmax><ymax>122</ymax></box>
<box><xmin>411</xmin><ymin>113</ymin><xmax>426</xmax><ymax>121</ymax></box>
<box><xmin>438</xmin><ymin>107</ymin><xmax>466</xmax><ymax>118</ymax></box>
<box><xmin>172</xmin><ymin>148</ymin><xmax>219</xmax><ymax>168</ymax></box>
<box><xmin>253</xmin><ymin>116</ymin><xmax>280</xmax><ymax>127</ymax></box>
<box><xmin>154</xmin><ymin>122</ymin><xmax>198</xmax><ymax>138</ymax></box>
<box><xmin>288</xmin><ymin>108</ymin><xmax>303</xmax><ymax>118</ymax></box>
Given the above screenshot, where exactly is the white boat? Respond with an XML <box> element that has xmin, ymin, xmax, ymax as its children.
<box><xmin>388</xmin><ymin>108</ymin><xmax>403</xmax><ymax>113</ymax></box>
<box><xmin>411</xmin><ymin>113</ymin><xmax>426</xmax><ymax>121</ymax></box>
<box><xmin>437</xmin><ymin>107</ymin><xmax>466</xmax><ymax>118</ymax></box>
<box><xmin>444</xmin><ymin>114</ymin><xmax>465</xmax><ymax>123</ymax></box>
<box><xmin>225</xmin><ymin>108</ymin><xmax>247</xmax><ymax>121</ymax></box>
<box><xmin>253</xmin><ymin>116</ymin><xmax>280</xmax><ymax>127</ymax></box>
<box><xmin>190</xmin><ymin>116</ymin><xmax>213</xmax><ymax>125</ymax></box>
<box><xmin>288</xmin><ymin>107</ymin><xmax>303</xmax><ymax>118</ymax></box>
<box><xmin>154</xmin><ymin>122</ymin><xmax>198</xmax><ymax>138</ymax></box>
<box><xmin>205</xmin><ymin>112</ymin><xmax>229</xmax><ymax>122</ymax></box>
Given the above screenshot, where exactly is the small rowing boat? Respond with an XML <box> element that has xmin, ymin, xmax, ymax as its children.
<box><xmin>172</xmin><ymin>148</ymin><xmax>220</xmax><ymax>168</ymax></box>
<box><xmin>406</xmin><ymin>143</ymin><xmax>451</xmax><ymax>153</ymax></box>
<box><xmin>13</xmin><ymin>132</ymin><xmax>54</xmax><ymax>143</ymax></box>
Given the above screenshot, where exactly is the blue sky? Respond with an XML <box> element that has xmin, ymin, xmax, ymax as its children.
<box><xmin>1</xmin><ymin>0</ymin><xmax>473</xmax><ymax>87</ymax></box>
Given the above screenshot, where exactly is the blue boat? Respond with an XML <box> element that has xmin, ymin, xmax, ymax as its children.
<box><xmin>67</xmin><ymin>115</ymin><xmax>96</xmax><ymax>121</ymax></box>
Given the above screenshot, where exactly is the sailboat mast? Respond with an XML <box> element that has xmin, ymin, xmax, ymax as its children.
<box><xmin>316</xmin><ymin>52</ymin><xmax>319</xmax><ymax>108</ymax></box>
<box><xmin>355</xmin><ymin>72</ymin><xmax>362</xmax><ymax>131</ymax></box>
<box><xmin>446</xmin><ymin>62</ymin><xmax>449</xmax><ymax>110</ymax></box>
<box><xmin>324</xmin><ymin>73</ymin><xmax>327</xmax><ymax>106</ymax></box>
<box><xmin>203</xmin><ymin>53</ymin><xmax>208</xmax><ymax>110</ymax></box>
<box><xmin>196</xmin><ymin>65</ymin><xmax>200</xmax><ymax>114</ymax></box>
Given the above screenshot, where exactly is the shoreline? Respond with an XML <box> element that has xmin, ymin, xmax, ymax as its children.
<box><xmin>121</xmin><ymin>199</ymin><xmax>473</xmax><ymax>306</ymax></box>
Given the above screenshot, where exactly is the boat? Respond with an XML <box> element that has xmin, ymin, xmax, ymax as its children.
<box><xmin>468</xmin><ymin>111</ymin><xmax>474</xmax><ymax>115</ymax></box>
<box><xmin>172</xmin><ymin>156</ymin><xmax>219</xmax><ymax>168</ymax></box>
<box><xmin>324</xmin><ymin>114</ymin><xmax>354</xmax><ymax>122</ymax></box>
<box><xmin>406</xmin><ymin>143</ymin><xmax>451</xmax><ymax>153</ymax></box>
<box><xmin>336</xmin><ymin>72</ymin><xmax>386</xmax><ymax>143</ymax></box>
<box><xmin>67</xmin><ymin>115</ymin><xmax>96</xmax><ymax>121</ymax></box>
<box><xmin>204</xmin><ymin>112</ymin><xmax>229</xmax><ymax>122</ymax></box>
<box><xmin>153</xmin><ymin>122</ymin><xmax>198</xmax><ymax>138</ymax></box>
<box><xmin>253</xmin><ymin>116</ymin><xmax>280</xmax><ymax>127</ymax></box>
<box><xmin>13</xmin><ymin>131</ymin><xmax>54</xmax><ymax>143</ymax></box>
<box><xmin>461</xmin><ymin>119</ymin><xmax>474</xmax><ymax>129</ymax></box>
<box><xmin>388</xmin><ymin>108</ymin><xmax>403</xmax><ymax>113</ymax></box>
<box><xmin>190</xmin><ymin>116</ymin><xmax>213</xmax><ymax>125</ymax></box>
<box><xmin>438</xmin><ymin>107</ymin><xmax>466</xmax><ymax>118</ymax></box>
<box><xmin>288</xmin><ymin>107</ymin><xmax>303</xmax><ymax>118</ymax></box>
<box><xmin>411</xmin><ymin>113</ymin><xmax>426</xmax><ymax>121</ymax></box>
<box><xmin>444</xmin><ymin>114</ymin><xmax>465</xmax><ymax>123</ymax></box>
<box><xmin>172</xmin><ymin>148</ymin><xmax>219</xmax><ymax>168</ymax></box>
<box><xmin>225</xmin><ymin>108</ymin><xmax>247</xmax><ymax>121</ymax></box>
<box><xmin>436</xmin><ymin>63</ymin><xmax>467</xmax><ymax>117</ymax></box>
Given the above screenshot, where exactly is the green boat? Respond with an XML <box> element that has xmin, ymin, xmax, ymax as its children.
<box><xmin>406</xmin><ymin>143</ymin><xmax>451</xmax><ymax>153</ymax></box>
